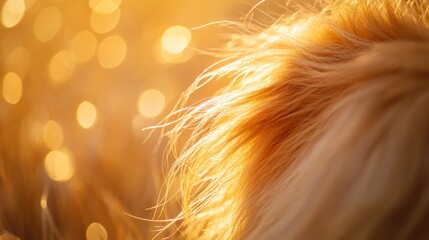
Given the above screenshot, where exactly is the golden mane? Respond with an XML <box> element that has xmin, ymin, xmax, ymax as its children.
<box><xmin>160</xmin><ymin>1</ymin><xmax>429</xmax><ymax>239</ymax></box>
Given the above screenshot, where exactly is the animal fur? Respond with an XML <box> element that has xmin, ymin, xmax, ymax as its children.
<box><xmin>161</xmin><ymin>0</ymin><xmax>429</xmax><ymax>239</ymax></box>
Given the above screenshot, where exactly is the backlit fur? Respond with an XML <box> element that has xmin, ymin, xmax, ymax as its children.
<box><xmin>161</xmin><ymin>0</ymin><xmax>429</xmax><ymax>239</ymax></box>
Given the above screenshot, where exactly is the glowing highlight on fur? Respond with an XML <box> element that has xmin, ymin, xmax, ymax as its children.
<box><xmin>160</xmin><ymin>1</ymin><xmax>429</xmax><ymax>239</ymax></box>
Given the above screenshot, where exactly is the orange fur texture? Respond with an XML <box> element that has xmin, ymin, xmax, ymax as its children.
<box><xmin>161</xmin><ymin>0</ymin><xmax>429</xmax><ymax>239</ymax></box>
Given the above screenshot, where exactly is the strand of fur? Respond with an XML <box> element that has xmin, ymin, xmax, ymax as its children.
<box><xmin>158</xmin><ymin>0</ymin><xmax>429</xmax><ymax>239</ymax></box>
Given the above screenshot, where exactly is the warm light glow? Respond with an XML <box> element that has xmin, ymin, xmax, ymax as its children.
<box><xmin>161</xmin><ymin>26</ymin><xmax>192</xmax><ymax>55</ymax></box>
<box><xmin>2</xmin><ymin>72</ymin><xmax>22</xmax><ymax>105</ymax></box>
<box><xmin>0</xmin><ymin>232</ymin><xmax>21</xmax><ymax>240</ymax></box>
<box><xmin>160</xmin><ymin>47</ymin><xmax>193</xmax><ymax>63</ymax></box>
<box><xmin>86</xmin><ymin>222</ymin><xmax>108</xmax><ymax>240</ymax></box>
<box><xmin>90</xmin><ymin>8</ymin><xmax>120</xmax><ymax>34</ymax></box>
<box><xmin>48</xmin><ymin>50</ymin><xmax>75</xmax><ymax>84</ymax></box>
<box><xmin>6</xmin><ymin>47</ymin><xmax>30</xmax><ymax>78</ymax></box>
<box><xmin>27</xmin><ymin>106</ymin><xmax>49</xmax><ymax>146</ymax></box>
<box><xmin>77</xmin><ymin>101</ymin><xmax>97</xmax><ymax>129</ymax></box>
<box><xmin>42</xmin><ymin>120</ymin><xmax>63</xmax><ymax>150</ymax></box>
<box><xmin>1</xmin><ymin>0</ymin><xmax>26</xmax><ymax>28</ymax></box>
<box><xmin>98</xmin><ymin>35</ymin><xmax>127</xmax><ymax>69</ymax></box>
<box><xmin>23</xmin><ymin>0</ymin><xmax>35</xmax><ymax>9</ymax></box>
<box><xmin>132</xmin><ymin>114</ymin><xmax>149</xmax><ymax>136</ymax></box>
<box><xmin>33</xmin><ymin>6</ymin><xmax>62</xmax><ymax>42</ymax></box>
<box><xmin>90</xmin><ymin>0</ymin><xmax>121</xmax><ymax>14</ymax></box>
<box><xmin>138</xmin><ymin>89</ymin><xmax>166</xmax><ymax>118</ymax></box>
<box><xmin>40</xmin><ymin>194</ymin><xmax>48</xmax><ymax>208</ymax></box>
<box><xmin>275</xmin><ymin>20</ymin><xmax>312</xmax><ymax>40</ymax></box>
<box><xmin>71</xmin><ymin>31</ymin><xmax>98</xmax><ymax>63</ymax></box>
<box><xmin>44</xmin><ymin>149</ymin><xmax>75</xmax><ymax>182</ymax></box>
<box><xmin>290</xmin><ymin>22</ymin><xmax>308</xmax><ymax>36</ymax></box>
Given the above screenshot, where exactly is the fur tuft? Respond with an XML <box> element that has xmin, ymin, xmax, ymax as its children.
<box><xmin>160</xmin><ymin>1</ymin><xmax>429</xmax><ymax>239</ymax></box>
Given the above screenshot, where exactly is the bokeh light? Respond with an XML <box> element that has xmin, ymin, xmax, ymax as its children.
<box><xmin>1</xmin><ymin>0</ymin><xmax>26</xmax><ymax>28</ymax></box>
<box><xmin>138</xmin><ymin>89</ymin><xmax>166</xmax><ymax>118</ymax></box>
<box><xmin>33</xmin><ymin>6</ymin><xmax>62</xmax><ymax>42</ymax></box>
<box><xmin>90</xmin><ymin>8</ymin><xmax>120</xmax><ymax>34</ymax></box>
<box><xmin>0</xmin><ymin>0</ymin><xmax>258</xmax><ymax>238</ymax></box>
<box><xmin>86</xmin><ymin>222</ymin><xmax>108</xmax><ymax>240</ymax></box>
<box><xmin>71</xmin><ymin>31</ymin><xmax>98</xmax><ymax>63</ymax></box>
<box><xmin>44</xmin><ymin>149</ymin><xmax>75</xmax><ymax>182</ymax></box>
<box><xmin>132</xmin><ymin>114</ymin><xmax>147</xmax><ymax>134</ymax></box>
<box><xmin>6</xmin><ymin>47</ymin><xmax>30</xmax><ymax>78</ymax></box>
<box><xmin>89</xmin><ymin>0</ymin><xmax>121</xmax><ymax>14</ymax></box>
<box><xmin>160</xmin><ymin>45</ymin><xmax>194</xmax><ymax>63</ymax></box>
<box><xmin>161</xmin><ymin>26</ymin><xmax>192</xmax><ymax>55</ymax></box>
<box><xmin>2</xmin><ymin>72</ymin><xmax>22</xmax><ymax>105</ymax></box>
<box><xmin>26</xmin><ymin>106</ymin><xmax>49</xmax><ymax>147</ymax></box>
<box><xmin>48</xmin><ymin>50</ymin><xmax>75</xmax><ymax>84</ymax></box>
<box><xmin>40</xmin><ymin>194</ymin><xmax>47</xmax><ymax>209</ymax></box>
<box><xmin>97</xmin><ymin>35</ymin><xmax>127</xmax><ymax>69</ymax></box>
<box><xmin>23</xmin><ymin>0</ymin><xmax>35</xmax><ymax>9</ymax></box>
<box><xmin>77</xmin><ymin>101</ymin><xmax>97</xmax><ymax>129</ymax></box>
<box><xmin>42</xmin><ymin>120</ymin><xmax>63</xmax><ymax>150</ymax></box>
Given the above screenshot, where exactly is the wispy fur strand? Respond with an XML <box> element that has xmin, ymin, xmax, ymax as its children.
<box><xmin>160</xmin><ymin>0</ymin><xmax>429</xmax><ymax>239</ymax></box>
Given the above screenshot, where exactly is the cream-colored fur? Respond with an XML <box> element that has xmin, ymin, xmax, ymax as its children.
<box><xmin>161</xmin><ymin>0</ymin><xmax>429</xmax><ymax>239</ymax></box>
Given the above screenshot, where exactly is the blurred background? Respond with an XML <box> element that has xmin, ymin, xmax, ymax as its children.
<box><xmin>0</xmin><ymin>0</ymin><xmax>281</xmax><ymax>239</ymax></box>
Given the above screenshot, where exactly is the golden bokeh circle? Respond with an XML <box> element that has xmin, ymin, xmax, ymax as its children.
<box><xmin>1</xmin><ymin>0</ymin><xmax>26</xmax><ymax>28</ymax></box>
<box><xmin>42</xmin><ymin>120</ymin><xmax>63</xmax><ymax>150</ymax></box>
<box><xmin>2</xmin><ymin>72</ymin><xmax>22</xmax><ymax>105</ymax></box>
<box><xmin>86</xmin><ymin>222</ymin><xmax>108</xmax><ymax>240</ymax></box>
<box><xmin>77</xmin><ymin>101</ymin><xmax>97</xmax><ymax>129</ymax></box>
<box><xmin>33</xmin><ymin>6</ymin><xmax>63</xmax><ymax>42</ymax></box>
<box><xmin>48</xmin><ymin>50</ymin><xmax>75</xmax><ymax>84</ymax></box>
<box><xmin>71</xmin><ymin>31</ymin><xmax>98</xmax><ymax>63</ymax></box>
<box><xmin>161</xmin><ymin>26</ymin><xmax>192</xmax><ymax>55</ymax></box>
<box><xmin>90</xmin><ymin>8</ymin><xmax>120</xmax><ymax>34</ymax></box>
<box><xmin>97</xmin><ymin>35</ymin><xmax>127</xmax><ymax>69</ymax></box>
<box><xmin>138</xmin><ymin>89</ymin><xmax>166</xmax><ymax>118</ymax></box>
<box><xmin>44</xmin><ymin>149</ymin><xmax>75</xmax><ymax>182</ymax></box>
<box><xmin>89</xmin><ymin>0</ymin><xmax>121</xmax><ymax>14</ymax></box>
